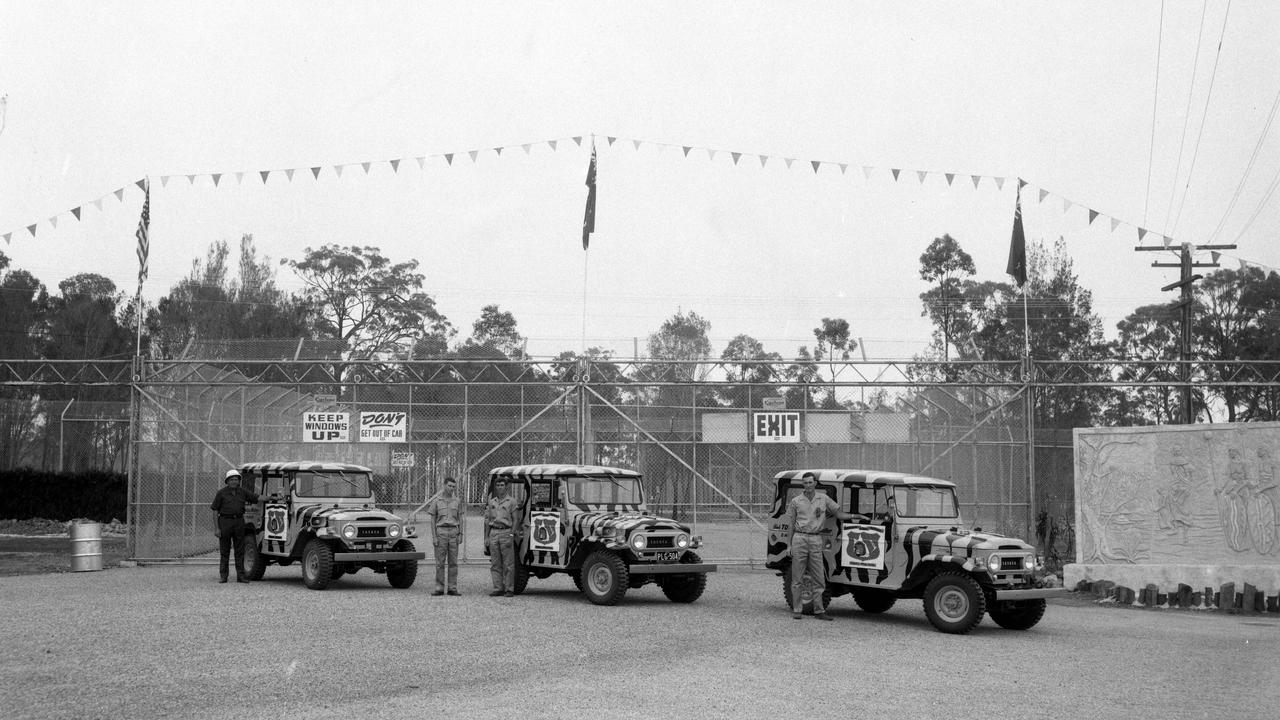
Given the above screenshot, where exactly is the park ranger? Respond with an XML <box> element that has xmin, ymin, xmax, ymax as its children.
<box><xmin>484</xmin><ymin>477</ymin><xmax>521</xmax><ymax>597</ymax></box>
<box><xmin>209</xmin><ymin>469</ymin><xmax>260</xmax><ymax>584</ymax></box>
<box><xmin>785</xmin><ymin>471</ymin><xmax>855</xmax><ymax>620</ymax></box>
<box><xmin>426</xmin><ymin>476</ymin><xmax>464</xmax><ymax>596</ymax></box>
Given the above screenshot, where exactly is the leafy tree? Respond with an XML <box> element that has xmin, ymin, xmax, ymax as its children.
<box><xmin>812</xmin><ymin>317</ymin><xmax>855</xmax><ymax>407</ymax></box>
<box><xmin>918</xmin><ymin>234</ymin><xmax>977</xmax><ymax>361</ymax></box>
<box><xmin>283</xmin><ymin>244</ymin><xmax>453</xmax><ymax>360</ymax></box>
<box><xmin>1193</xmin><ymin>266</ymin><xmax>1280</xmax><ymax>421</ymax></box>
<box><xmin>467</xmin><ymin>304</ymin><xmax>525</xmax><ymax>359</ymax></box>
<box><xmin>718</xmin><ymin>334</ymin><xmax>783</xmax><ymax>408</ymax></box>
<box><xmin>647</xmin><ymin>309</ymin><xmax>711</xmax><ymax>375</ymax></box>
<box><xmin>1108</xmin><ymin>303</ymin><xmax>1181</xmax><ymax>425</ymax></box>
<box><xmin>0</xmin><ymin>253</ymin><xmax>48</xmax><ymax>469</ymax></box>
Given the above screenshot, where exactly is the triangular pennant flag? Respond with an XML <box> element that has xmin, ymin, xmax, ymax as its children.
<box><xmin>468</xmin><ymin>151</ymin><xmax>478</xmax><ymax>162</ymax></box>
<box><xmin>945</xmin><ymin>173</ymin><xmax>955</xmax><ymax>186</ymax></box>
<box><xmin>444</xmin><ymin>154</ymin><xmax>454</xmax><ymax>165</ymax></box>
<box><xmin>311</xmin><ymin>167</ymin><xmax>322</xmax><ymax>179</ymax></box>
<box><xmin>236</xmin><ymin>172</ymin><xmax>245</xmax><ymax>184</ymax></box>
<box><xmin>135</xmin><ymin>179</ymin><xmax>147</xmax><ymax>192</ymax></box>
<box><xmin>49</xmin><ymin>215</ymin><xmax>57</xmax><ymax>228</ymax></box>
<box><xmin>260</xmin><ymin>170</ymin><xmax>271</xmax><ymax>183</ymax></box>
<box><xmin>494</xmin><ymin>147</ymin><xmax>504</xmax><ymax>156</ymax></box>
<box><xmin>784</xmin><ymin>158</ymin><xmax>794</xmax><ymax>169</ymax></box>
<box><xmin>891</xmin><ymin>168</ymin><xmax>901</xmax><ymax>181</ymax></box>
<box><xmin>1211</xmin><ymin>251</ymin><xmax>1221</xmax><ymax>263</ymax></box>
<box><xmin>27</xmin><ymin>224</ymin><xmax>37</xmax><ymax>237</ymax></box>
<box><xmin>633</xmin><ymin>139</ymin><xmax>642</xmax><ymax>150</ymax></box>
<box><xmin>1018</xmin><ymin>178</ymin><xmax>1027</xmax><ymax>189</ymax></box>
<box><xmin>1162</xmin><ymin>234</ymin><xmax>1172</xmax><ymax>248</ymax></box>
<box><xmin>1063</xmin><ymin>198</ymin><xmax>1072</xmax><ymax>213</ymax></box>
<box><xmin>71</xmin><ymin>207</ymin><xmax>81</xmax><ymax>220</ymax></box>
<box><xmin>389</xmin><ymin>159</ymin><xmax>400</xmax><ymax>172</ymax></box>
<box><xmin>335</xmin><ymin>165</ymin><xmax>345</xmax><ymax>177</ymax></box>
<box><xmin>1038</xmin><ymin>188</ymin><xmax>1049</xmax><ymax>203</ymax></box>
<box><xmin>862</xmin><ymin>166</ymin><xmax>873</xmax><ymax>179</ymax></box>
<box><xmin>707</xmin><ymin>149</ymin><xmax>717</xmax><ymax>161</ymax></box>
<box><xmin>115</xmin><ymin>188</ymin><xmax>125</xmax><ymax>201</ymax></box>
<box><xmin>995</xmin><ymin>177</ymin><xmax>1006</xmax><ymax>191</ymax></box>
<box><xmin>361</xmin><ymin>162</ymin><xmax>372</xmax><ymax>174</ymax></box>
<box><xmin>759</xmin><ymin>155</ymin><xmax>768</xmax><ymax>168</ymax></box>
<box><xmin>970</xmin><ymin>175</ymin><xmax>980</xmax><ymax>188</ymax></box>
<box><xmin>1137</xmin><ymin>228</ymin><xmax>1149</xmax><ymax>241</ymax></box>
<box><xmin>212</xmin><ymin>173</ymin><xmax>222</xmax><ymax>187</ymax></box>
<box><xmin>1111</xmin><ymin>218</ymin><xmax>1122</xmax><ymax>232</ymax></box>
<box><xmin>573</xmin><ymin>136</ymin><xmax>583</xmax><ymax>146</ymax></box>
<box><xmin>812</xmin><ymin>160</ymin><xmax>822</xmax><ymax>174</ymax></box>
<box><xmin>917</xmin><ymin>170</ymin><xmax>928</xmax><ymax>184</ymax></box>
<box><xmin>838</xmin><ymin>163</ymin><xmax>848</xmax><ymax>174</ymax></box>
<box><xmin>186</xmin><ymin>175</ymin><xmax>197</xmax><ymax>185</ymax></box>
<box><xmin>285</xmin><ymin>169</ymin><xmax>295</xmax><ymax>181</ymax></box>
<box><xmin>731</xmin><ymin>152</ymin><xmax>742</xmax><ymax>165</ymax></box>
<box><xmin>682</xmin><ymin>146</ymin><xmax>692</xmax><ymax>156</ymax></box>
<box><xmin>607</xmin><ymin>136</ymin><xmax>616</xmax><ymax>146</ymax></box>
<box><xmin>521</xmin><ymin>144</ymin><xmax>531</xmax><ymax>155</ymax></box>
<box><xmin>548</xmin><ymin>140</ymin><xmax>558</xmax><ymax>150</ymax></box>
<box><xmin>1089</xmin><ymin>210</ymin><xmax>1100</xmax><ymax>225</ymax></box>
<box><xmin>93</xmin><ymin>198</ymin><xmax>104</xmax><ymax>211</ymax></box>
<box><xmin>415</xmin><ymin>157</ymin><xmax>425</xmax><ymax>169</ymax></box>
<box><xmin>2</xmin><ymin>232</ymin><xmax>9</xmax><ymax>245</ymax></box>
<box><xmin>161</xmin><ymin>176</ymin><xmax>171</xmax><ymax>187</ymax></box>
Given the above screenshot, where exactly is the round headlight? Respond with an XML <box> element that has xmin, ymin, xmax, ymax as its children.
<box><xmin>987</xmin><ymin>555</ymin><xmax>1000</xmax><ymax>572</ymax></box>
<box><xmin>388</xmin><ymin>524</ymin><xmax>401</xmax><ymax>538</ymax></box>
<box><xmin>1023</xmin><ymin>555</ymin><xmax>1036</xmax><ymax>570</ymax></box>
<box><xmin>311</xmin><ymin>517</ymin><xmax>324</xmax><ymax>527</ymax></box>
<box><xmin>675</xmin><ymin>533</ymin><xmax>690</xmax><ymax>549</ymax></box>
<box><xmin>630</xmin><ymin>534</ymin><xmax>646</xmax><ymax>550</ymax></box>
<box><xmin>342</xmin><ymin>524</ymin><xmax>357</xmax><ymax>539</ymax></box>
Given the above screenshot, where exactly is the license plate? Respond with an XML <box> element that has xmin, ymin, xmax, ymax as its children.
<box><xmin>655</xmin><ymin>551</ymin><xmax>679</xmax><ymax>562</ymax></box>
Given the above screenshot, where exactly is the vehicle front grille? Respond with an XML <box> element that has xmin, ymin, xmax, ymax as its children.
<box><xmin>1000</xmin><ymin>557</ymin><xmax>1024</xmax><ymax>571</ymax></box>
<box><xmin>645</xmin><ymin>535</ymin><xmax>674</xmax><ymax>548</ymax></box>
<box><xmin>357</xmin><ymin>526</ymin><xmax>386</xmax><ymax>538</ymax></box>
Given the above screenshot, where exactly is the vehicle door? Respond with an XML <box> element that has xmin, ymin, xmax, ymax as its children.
<box><xmin>526</xmin><ymin>478</ymin><xmax>570</xmax><ymax>569</ymax></box>
<box><xmin>837</xmin><ymin>484</ymin><xmax>894</xmax><ymax>584</ymax></box>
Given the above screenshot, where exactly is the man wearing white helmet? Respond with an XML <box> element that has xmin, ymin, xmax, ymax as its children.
<box><xmin>210</xmin><ymin>469</ymin><xmax>260</xmax><ymax>584</ymax></box>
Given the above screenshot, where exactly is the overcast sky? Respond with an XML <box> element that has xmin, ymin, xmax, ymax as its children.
<box><xmin>2</xmin><ymin>1</ymin><xmax>1278</xmax><ymax>360</ymax></box>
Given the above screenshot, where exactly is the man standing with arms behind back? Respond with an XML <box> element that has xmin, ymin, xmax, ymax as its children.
<box><xmin>485</xmin><ymin>477</ymin><xmax>521</xmax><ymax>597</ymax></box>
<box><xmin>426</xmin><ymin>476</ymin><xmax>464</xmax><ymax>596</ymax></box>
<box><xmin>786</xmin><ymin>472</ymin><xmax>854</xmax><ymax>620</ymax></box>
<box><xmin>210</xmin><ymin>469</ymin><xmax>260</xmax><ymax>584</ymax></box>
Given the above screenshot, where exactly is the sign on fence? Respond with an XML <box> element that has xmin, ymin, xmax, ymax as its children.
<box><xmin>753</xmin><ymin>411</ymin><xmax>800</xmax><ymax>443</ymax></box>
<box><xmin>359</xmin><ymin>412</ymin><xmax>407</xmax><ymax>443</ymax></box>
<box><xmin>303</xmin><ymin>412</ymin><xmax>350</xmax><ymax>442</ymax></box>
<box><xmin>390</xmin><ymin>451</ymin><xmax>416</xmax><ymax>468</ymax></box>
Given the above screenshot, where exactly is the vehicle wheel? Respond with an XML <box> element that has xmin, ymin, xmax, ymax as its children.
<box><xmin>569</xmin><ymin>570</ymin><xmax>584</xmax><ymax>593</ymax></box>
<box><xmin>513</xmin><ymin>562</ymin><xmax>530</xmax><ymax>595</ymax></box>
<box><xmin>246</xmin><ymin>536</ymin><xmax>267</xmax><ymax>581</ymax></box>
<box><xmin>302</xmin><ymin>538</ymin><xmax>335</xmax><ymax>590</ymax></box>
<box><xmin>386</xmin><ymin>540</ymin><xmax>418</xmax><ymax>589</ymax></box>
<box><xmin>781</xmin><ymin>564</ymin><xmax>831</xmax><ymax>615</ymax></box>
<box><xmin>988</xmin><ymin>598</ymin><xmax>1047</xmax><ymax>630</ymax></box>
<box><xmin>852</xmin><ymin>587</ymin><xmax>897</xmax><ymax>614</ymax></box>
<box><xmin>923</xmin><ymin>571</ymin><xmax>986</xmax><ymax>634</ymax></box>
<box><xmin>581</xmin><ymin>550</ymin><xmax>629</xmax><ymax>606</ymax></box>
<box><xmin>659</xmin><ymin>550</ymin><xmax>707</xmax><ymax>603</ymax></box>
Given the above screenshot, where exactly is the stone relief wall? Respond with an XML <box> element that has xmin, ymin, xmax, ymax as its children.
<box><xmin>1074</xmin><ymin>422</ymin><xmax>1280</xmax><ymax>566</ymax></box>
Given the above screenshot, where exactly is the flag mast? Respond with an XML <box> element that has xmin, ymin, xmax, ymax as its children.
<box><xmin>581</xmin><ymin>137</ymin><xmax>597</xmax><ymax>355</ymax></box>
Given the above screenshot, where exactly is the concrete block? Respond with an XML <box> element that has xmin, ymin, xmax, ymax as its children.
<box><xmin>1242</xmin><ymin>584</ymin><xmax>1259</xmax><ymax>613</ymax></box>
<box><xmin>1176</xmin><ymin>584</ymin><xmax>1194</xmax><ymax>608</ymax></box>
<box><xmin>1220</xmin><ymin>582</ymin><xmax>1236</xmax><ymax>611</ymax></box>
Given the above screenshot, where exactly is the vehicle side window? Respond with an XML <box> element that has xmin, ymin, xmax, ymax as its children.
<box><xmin>872</xmin><ymin>488</ymin><xmax>892</xmax><ymax>520</ymax></box>
<box><xmin>530</xmin><ymin>481</ymin><xmax>555</xmax><ymax>509</ymax></box>
<box><xmin>848</xmin><ymin>487</ymin><xmax>874</xmax><ymax>519</ymax></box>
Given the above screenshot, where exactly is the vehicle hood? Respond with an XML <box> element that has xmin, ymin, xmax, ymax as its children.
<box><xmin>573</xmin><ymin>511</ymin><xmax>689</xmax><ymax>537</ymax></box>
<box><xmin>294</xmin><ymin>504</ymin><xmax>406</xmax><ymax>525</ymax></box>
<box><xmin>899</xmin><ymin>524</ymin><xmax>1034</xmax><ymax>555</ymax></box>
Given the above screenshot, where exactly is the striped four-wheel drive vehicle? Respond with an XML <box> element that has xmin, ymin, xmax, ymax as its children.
<box><xmin>238</xmin><ymin>462</ymin><xmax>425</xmax><ymax>590</ymax></box>
<box><xmin>486</xmin><ymin>464</ymin><xmax>718</xmax><ymax>605</ymax></box>
<box><xmin>765</xmin><ymin>469</ymin><xmax>1069</xmax><ymax>634</ymax></box>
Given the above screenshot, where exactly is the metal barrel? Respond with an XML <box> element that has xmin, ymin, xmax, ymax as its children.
<box><xmin>70</xmin><ymin>521</ymin><xmax>103</xmax><ymax>572</ymax></box>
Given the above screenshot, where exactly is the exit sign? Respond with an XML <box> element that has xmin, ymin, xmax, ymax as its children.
<box><xmin>753</xmin><ymin>412</ymin><xmax>800</xmax><ymax>443</ymax></box>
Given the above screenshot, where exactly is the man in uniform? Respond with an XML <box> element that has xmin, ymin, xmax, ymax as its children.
<box><xmin>484</xmin><ymin>477</ymin><xmax>521</xmax><ymax>597</ymax></box>
<box><xmin>785</xmin><ymin>472</ymin><xmax>855</xmax><ymax>620</ymax></box>
<box><xmin>426</xmin><ymin>476</ymin><xmax>464</xmax><ymax>596</ymax></box>
<box><xmin>210</xmin><ymin>469</ymin><xmax>260</xmax><ymax>584</ymax></box>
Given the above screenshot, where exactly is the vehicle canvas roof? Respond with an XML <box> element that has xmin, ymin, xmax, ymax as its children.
<box><xmin>773</xmin><ymin>468</ymin><xmax>956</xmax><ymax>488</ymax></box>
<box><xmin>488</xmin><ymin>464</ymin><xmax>641</xmax><ymax>480</ymax></box>
<box><xmin>238</xmin><ymin>461</ymin><xmax>373</xmax><ymax>474</ymax></box>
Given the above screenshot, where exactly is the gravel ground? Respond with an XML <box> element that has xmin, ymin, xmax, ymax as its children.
<box><xmin>2</xmin><ymin>563</ymin><xmax>1277</xmax><ymax>720</ymax></box>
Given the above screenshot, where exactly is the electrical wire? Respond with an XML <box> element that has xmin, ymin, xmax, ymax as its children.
<box><xmin>1144</xmin><ymin>0</ymin><xmax>1165</xmax><ymax>227</ymax></box>
<box><xmin>1209</xmin><ymin>79</ymin><xmax>1280</xmax><ymax>243</ymax></box>
<box><xmin>1161</xmin><ymin>0</ymin><xmax>1210</xmax><ymax>234</ymax></box>
<box><xmin>1171</xmin><ymin>0</ymin><xmax>1232</xmax><ymax>238</ymax></box>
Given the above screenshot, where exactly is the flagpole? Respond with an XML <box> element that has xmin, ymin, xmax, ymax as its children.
<box><xmin>582</xmin><ymin>247</ymin><xmax>589</xmax><ymax>355</ymax></box>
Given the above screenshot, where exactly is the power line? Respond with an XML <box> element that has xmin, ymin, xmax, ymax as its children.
<box><xmin>1171</xmin><ymin>0</ymin><xmax>1232</xmax><ymax>238</ymax></box>
<box><xmin>1161</xmin><ymin>0</ymin><xmax>1210</xmax><ymax>234</ymax></box>
<box><xmin>1144</xmin><ymin>0</ymin><xmax>1165</xmax><ymax>226</ymax></box>
<box><xmin>1207</xmin><ymin>76</ymin><xmax>1280</xmax><ymax>243</ymax></box>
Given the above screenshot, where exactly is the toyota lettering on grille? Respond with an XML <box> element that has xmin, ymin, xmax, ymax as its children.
<box><xmin>357</xmin><ymin>526</ymin><xmax>387</xmax><ymax>538</ymax></box>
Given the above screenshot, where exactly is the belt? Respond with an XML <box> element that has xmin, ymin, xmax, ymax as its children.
<box><xmin>436</xmin><ymin>524</ymin><xmax>459</xmax><ymax>530</ymax></box>
<box><xmin>219</xmin><ymin>514</ymin><xmax>243</xmax><ymax>519</ymax></box>
<box><xmin>794</xmin><ymin>530</ymin><xmax>823</xmax><ymax>535</ymax></box>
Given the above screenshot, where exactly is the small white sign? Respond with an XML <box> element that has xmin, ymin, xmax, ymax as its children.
<box><xmin>753</xmin><ymin>411</ymin><xmax>800</xmax><ymax>443</ymax></box>
<box><xmin>530</xmin><ymin>510</ymin><xmax>562</xmax><ymax>552</ymax></box>
<box><xmin>359</xmin><ymin>411</ymin><xmax>407</xmax><ymax>442</ymax></box>
<box><xmin>762</xmin><ymin>397</ymin><xmax>786</xmax><ymax>411</ymax></box>
<box><xmin>303</xmin><ymin>412</ymin><xmax>350</xmax><ymax>442</ymax></box>
<box><xmin>391</xmin><ymin>451</ymin><xmax>416</xmax><ymax>468</ymax></box>
<box><xmin>841</xmin><ymin>524</ymin><xmax>886</xmax><ymax>570</ymax></box>
<box><xmin>314</xmin><ymin>394</ymin><xmax>338</xmax><ymax>405</ymax></box>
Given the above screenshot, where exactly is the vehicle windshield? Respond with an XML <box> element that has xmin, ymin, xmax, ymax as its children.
<box><xmin>893</xmin><ymin>486</ymin><xmax>958</xmax><ymax>518</ymax></box>
<box><xmin>293</xmin><ymin>471</ymin><xmax>372</xmax><ymax>499</ymax></box>
<box><xmin>566</xmin><ymin>476</ymin><xmax>643</xmax><ymax>505</ymax></box>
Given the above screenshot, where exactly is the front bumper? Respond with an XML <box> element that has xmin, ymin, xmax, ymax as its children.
<box><xmin>628</xmin><ymin>563</ymin><xmax>718</xmax><ymax>575</ymax></box>
<box><xmin>993</xmin><ymin>587</ymin><xmax>1072</xmax><ymax>601</ymax></box>
<box><xmin>333</xmin><ymin>551</ymin><xmax>426</xmax><ymax>562</ymax></box>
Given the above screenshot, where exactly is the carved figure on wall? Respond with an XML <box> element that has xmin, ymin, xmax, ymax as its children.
<box><xmin>1156</xmin><ymin>445</ymin><xmax>1195</xmax><ymax>543</ymax></box>
<box><xmin>1212</xmin><ymin>446</ymin><xmax>1278</xmax><ymax>554</ymax></box>
<box><xmin>1077</xmin><ymin>435</ymin><xmax>1147</xmax><ymax>564</ymax></box>
<box><xmin>1257</xmin><ymin>447</ymin><xmax>1280</xmax><ymax>555</ymax></box>
<box><xmin>1215</xmin><ymin>447</ymin><xmax>1252</xmax><ymax>552</ymax></box>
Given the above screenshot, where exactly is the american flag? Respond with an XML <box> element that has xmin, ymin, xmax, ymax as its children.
<box><xmin>582</xmin><ymin>143</ymin><xmax>596</xmax><ymax>250</ymax></box>
<box><xmin>136</xmin><ymin>179</ymin><xmax>150</xmax><ymax>283</ymax></box>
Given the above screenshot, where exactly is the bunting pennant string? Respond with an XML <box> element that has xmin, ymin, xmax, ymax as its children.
<box><xmin>1</xmin><ymin>130</ymin><xmax>1192</xmax><ymax>251</ymax></box>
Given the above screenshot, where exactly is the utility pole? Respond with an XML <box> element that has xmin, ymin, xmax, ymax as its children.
<box><xmin>1135</xmin><ymin>241</ymin><xmax>1234</xmax><ymax>424</ymax></box>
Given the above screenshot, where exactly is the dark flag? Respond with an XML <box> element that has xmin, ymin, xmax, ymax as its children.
<box><xmin>582</xmin><ymin>143</ymin><xmax>597</xmax><ymax>250</ymax></box>
<box><xmin>1006</xmin><ymin>182</ymin><xmax>1026</xmax><ymax>287</ymax></box>
<box><xmin>136</xmin><ymin>179</ymin><xmax>151</xmax><ymax>283</ymax></box>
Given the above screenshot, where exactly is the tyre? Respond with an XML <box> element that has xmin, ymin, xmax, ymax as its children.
<box><xmin>659</xmin><ymin>551</ymin><xmax>707</xmax><ymax>604</ymax></box>
<box><xmin>581</xmin><ymin>550</ymin><xmax>629</xmax><ymax>605</ymax></box>
<box><xmin>923</xmin><ymin>571</ymin><xmax>986</xmax><ymax>634</ymax></box>
<box><xmin>302</xmin><ymin>538</ymin><xmax>335</xmax><ymax>590</ymax></box>
<box><xmin>851</xmin><ymin>587</ymin><xmax>897</xmax><ymax>614</ymax></box>
<box><xmin>386</xmin><ymin>540</ymin><xmax>418</xmax><ymax>589</ymax></box>
<box><xmin>569</xmin><ymin>570</ymin><xmax>584</xmax><ymax>593</ymax></box>
<box><xmin>988</xmin><ymin>598</ymin><xmax>1047</xmax><ymax>630</ymax></box>
<box><xmin>246</xmin><ymin>536</ymin><xmax>267</xmax><ymax>581</ymax></box>
<box><xmin>781</xmin><ymin>564</ymin><xmax>831</xmax><ymax>614</ymax></box>
<box><xmin>513</xmin><ymin>562</ymin><xmax>530</xmax><ymax>595</ymax></box>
